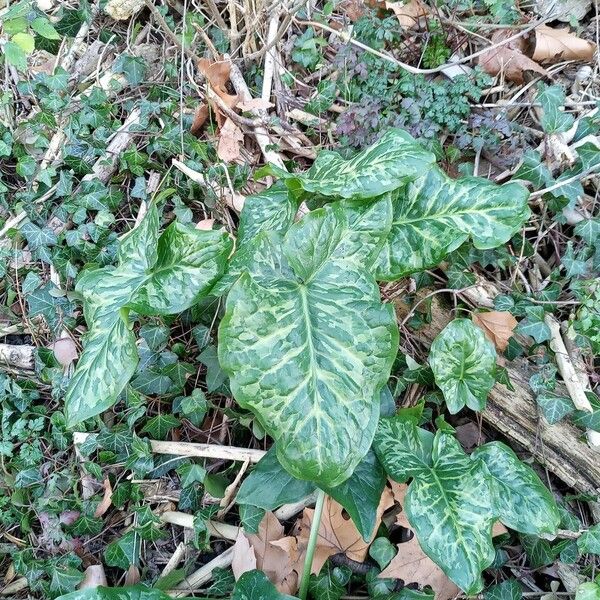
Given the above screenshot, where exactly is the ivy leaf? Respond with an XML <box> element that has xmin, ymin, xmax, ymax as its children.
<box><xmin>219</xmin><ymin>198</ymin><xmax>398</xmax><ymax>487</ymax></box>
<box><xmin>575</xmin><ymin>582</ymin><xmax>600</xmax><ymax>600</ymax></box>
<box><xmin>473</xmin><ymin>442</ymin><xmax>560</xmax><ymax>536</ymax></box>
<box><xmin>575</xmin><ymin>218</ymin><xmax>600</xmax><ymax>248</ymax></box>
<box><xmin>177</xmin><ymin>463</ymin><xmax>207</xmax><ymax>488</ymax></box>
<box><xmin>12</xmin><ymin>32</ymin><xmax>35</xmax><ymax>54</ymax></box>
<box><xmin>55</xmin><ymin>584</ymin><xmax>176</xmax><ymax>599</ymax></box>
<box><xmin>232</xmin><ymin>570</ymin><xmax>296</xmax><ymax>600</ymax></box>
<box><xmin>50</xmin><ymin>567</ymin><xmax>84</xmax><ymax>597</ymax></box>
<box><xmin>259</xmin><ymin>128</ymin><xmax>435</xmax><ymax>199</ymax></box>
<box><xmin>516</xmin><ymin>306</ymin><xmax>551</xmax><ymax>344</ymax></box>
<box><xmin>578</xmin><ymin>524</ymin><xmax>600</xmax><ymax>555</ymax></box>
<box><xmin>514</xmin><ymin>150</ymin><xmax>553</xmax><ymax>188</ymax></box>
<box><xmin>519</xmin><ymin>535</ymin><xmax>556</xmax><ymax>568</ymax></box>
<box><xmin>406</xmin><ymin>431</ymin><xmax>496</xmax><ymax>594</ymax></box>
<box><xmin>538</xmin><ymin>84</ymin><xmax>574</xmax><ymax>134</ymax></box>
<box><xmin>429</xmin><ymin>319</ymin><xmax>497</xmax><ymax>414</ymax></box>
<box><xmin>128</xmin><ymin>225</ymin><xmax>232</xmax><ymax>315</ymax></box>
<box><xmin>484</xmin><ymin>579</ymin><xmax>523</xmax><ymax>600</ymax></box>
<box><xmin>113</xmin><ymin>53</ymin><xmax>147</xmax><ymax>85</ymax></box>
<box><xmin>536</xmin><ymin>394</ymin><xmax>574</xmax><ymax>425</ymax></box>
<box><xmin>104</xmin><ymin>531</ymin><xmax>140</xmax><ymax>570</ymax></box>
<box><xmin>3</xmin><ymin>41</ymin><xmax>27</xmax><ymax>70</ymax></box>
<box><xmin>31</xmin><ymin>17</ymin><xmax>61</xmax><ymax>39</ymax></box>
<box><xmin>141</xmin><ymin>414</ymin><xmax>181</xmax><ymax>439</ymax></box>
<box><xmin>375</xmin><ymin>166</ymin><xmax>530</xmax><ymax>280</ymax></box>
<box><xmin>369</xmin><ymin>538</ymin><xmax>397</xmax><ymax>570</ymax></box>
<box><xmin>309</xmin><ymin>564</ymin><xmax>352</xmax><ymax>600</ymax></box>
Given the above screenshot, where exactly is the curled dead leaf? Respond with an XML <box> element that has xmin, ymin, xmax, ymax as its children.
<box><xmin>196</xmin><ymin>219</ymin><xmax>216</xmax><ymax>230</ymax></box>
<box><xmin>533</xmin><ymin>25</ymin><xmax>596</xmax><ymax>63</ymax></box>
<box><xmin>217</xmin><ymin>118</ymin><xmax>244</xmax><ymax>163</ymax></box>
<box><xmin>93</xmin><ymin>478</ymin><xmax>113</xmax><ymax>518</ymax></box>
<box><xmin>478</xmin><ymin>29</ymin><xmax>547</xmax><ymax>84</ymax></box>
<box><xmin>385</xmin><ymin>0</ymin><xmax>429</xmax><ymax>28</ymax></box>
<box><xmin>472</xmin><ymin>310</ymin><xmax>518</xmax><ymax>352</ymax></box>
<box><xmin>79</xmin><ymin>565</ymin><xmax>108</xmax><ymax>590</ymax></box>
<box><xmin>238</xmin><ymin>98</ymin><xmax>274</xmax><ymax>112</ymax></box>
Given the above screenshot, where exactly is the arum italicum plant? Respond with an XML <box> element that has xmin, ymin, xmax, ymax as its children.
<box><xmin>65</xmin><ymin>129</ymin><xmax>561</xmax><ymax>598</ymax></box>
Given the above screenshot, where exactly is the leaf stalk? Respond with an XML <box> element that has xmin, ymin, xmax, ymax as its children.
<box><xmin>299</xmin><ymin>488</ymin><xmax>326</xmax><ymax>600</ymax></box>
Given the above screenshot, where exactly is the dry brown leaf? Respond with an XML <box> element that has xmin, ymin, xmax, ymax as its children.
<box><xmin>339</xmin><ymin>0</ymin><xmax>367</xmax><ymax>21</ymax></box>
<box><xmin>198</xmin><ymin>58</ymin><xmax>238</xmax><ymax>128</ymax></box>
<box><xmin>380</xmin><ymin>537</ymin><xmax>460</xmax><ymax>600</ymax></box>
<box><xmin>190</xmin><ymin>104</ymin><xmax>210</xmax><ymax>136</ymax></box>
<box><xmin>385</xmin><ymin>0</ymin><xmax>429</xmax><ymax>28</ymax></box>
<box><xmin>533</xmin><ymin>25</ymin><xmax>596</xmax><ymax>63</ymax></box>
<box><xmin>124</xmin><ymin>565</ymin><xmax>140</xmax><ymax>586</ymax></box>
<box><xmin>52</xmin><ymin>337</ymin><xmax>78</xmax><ymax>367</ymax></box>
<box><xmin>231</xmin><ymin>530</ymin><xmax>257</xmax><ymax>579</ymax></box>
<box><xmin>478</xmin><ymin>29</ymin><xmax>547</xmax><ymax>84</ymax></box>
<box><xmin>93</xmin><ymin>478</ymin><xmax>113</xmax><ymax>518</ymax></box>
<box><xmin>233</xmin><ymin>512</ymin><xmax>298</xmax><ymax>594</ymax></box>
<box><xmin>455</xmin><ymin>422</ymin><xmax>482</xmax><ymax>450</ymax></box>
<box><xmin>472</xmin><ymin>310</ymin><xmax>518</xmax><ymax>352</ymax></box>
<box><xmin>238</xmin><ymin>98</ymin><xmax>274</xmax><ymax>111</ymax></box>
<box><xmin>217</xmin><ymin>117</ymin><xmax>244</xmax><ymax>163</ymax></box>
<box><xmin>195</xmin><ymin>219</ymin><xmax>215</xmax><ymax>230</ymax></box>
<box><xmin>492</xmin><ymin>521</ymin><xmax>509</xmax><ymax>538</ymax></box>
<box><xmin>296</xmin><ymin>488</ymin><xmax>393</xmax><ymax>574</ymax></box>
<box><xmin>79</xmin><ymin>565</ymin><xmax>108</xmax><ymax>590</ymax></box>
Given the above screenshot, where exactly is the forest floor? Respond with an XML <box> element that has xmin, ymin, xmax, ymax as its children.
<box><xmin>1</xmin><ymin>0</ymin><xmax>600</xmax><ymax>598</ymax></box>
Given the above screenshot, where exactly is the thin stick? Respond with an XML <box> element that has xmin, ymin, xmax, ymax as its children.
<box><xmin>545</xmin><ymin>315</ymin><xmax>593</xmax><ymax>413</ymax></box>
<box><xmin>299</xmin><ymin>489</ymin><xmax>326</xmax><ymax>600</ymax></box>
<box><xmin>73</xmin><ymin>432</ymin><xmax>266</xmax><ymax>463</ymax></box>
<box><xmin>171</xmin><ymin>547</ymin><xmax>234</xmax><ymax>596</ymax></box>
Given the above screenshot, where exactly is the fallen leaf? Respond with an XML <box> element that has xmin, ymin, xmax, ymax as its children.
<box><xmin>191</xmin><ymin>104</ymin><xmax>210</xmax><ymax>136</ymax></box>
<box><xmin>534</xmin><ymin>0</ymin><xmax>591</xmax><ymax>23</ymax></box>
<box><xmin>238</xmin><ymin>98</ymin><xmax>274</xmax><ymax>111</ymax></box>
<box><xmin>79</xmin><ymin>565</ymin><xmax>108</xmax><ymax>590</ymax></box>
<box><xmin>492</xmin><ymin>521</ymin><xmax>509</xmax><ymax>538</ymax></box>
<box><xmin>53</xmin><ymin>337</ymin><xmax>78</xmax><ymax>367</ymax></box>
<box><xmin>233</xmin><ymin>512</ymin><xmax>298</xmax><ymax>594</ymax></box>
<box><xmin>533</xmin><ymin>25</ymin><xmax>596</xmax><ymax>63</ymax></box>
<box><xmin>198</xmin><ymin>58</ymin><xmax>238</xmax><ymax>128</ymax></box>
<box><xmin>339</xmin><ymin>0</ymin><xmax>367</xmax><ymax>21</ymax></box>
<box><xmin>295</xmin><ymin>488</ymin><xmax>393</xmax><ymax>574</ymax></box>
<box><xmin>124</xmin><ymin>565</ymin><xmax>140</xmax><ymax>586</ymax></box>
<box><xmin>385</xmin><ymin>0</ymin><xmax>429</xmax><ymax>28</ymax></box>
<box><xmin>94</xmin><ymin>478</ymin><xmax>113</xmax><ymax>518</ymax></box>
<box><xmin>478</xmin><ymin>29</ymin><xmax>547</xmax><ymax>84</ymax></box>
<box><xmin>232</xmin><ymin>531</ymin><xmax>257</xmax><ymax>578</ymax></box>
<box><xmin>380</xmin><ymin>537</ymin><xmax>460</xmax><ymax>600</ymax></box>
<box><xmin>217</xmin><ymin>117</ymin><xmax>244</xmax><ymax>163</ymax></box>
<box><xmin>196</xmin><ymin>219</ymin><xmax>215</xmax><ymax>230</ymax></box>
<box><xmin>472</xmin><ymin>310</ymin><xmax>518</xmax><ymax>352</ymax></box>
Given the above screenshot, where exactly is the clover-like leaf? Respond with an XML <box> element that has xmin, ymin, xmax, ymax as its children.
<box><xmin>375</xmin><ymin>166</ymin><xmax>530</xmax><ymax>280</ymax></box>
<box><xmin>259</xmin><ymin>128</ymin><xmax>435</xmax><ymax>199</ymax></box>
<box><xmin>65</xmin><ymin>206</ymin><xmax>231</xmax><ymax>426</ymax></box>
<box><xmin>219</xmin><ymin>197</ymin><xmax>398</xmax><ymax>487</ymax></box>
<box><xmin>473</xmin><ymin>442</ymin><xmax>560</xmax><ymax>536</ymax></box>
<box><xmin>429</xmin><ymin>318</ymin><xmax>497</xmax><ymax>414</ymax></box>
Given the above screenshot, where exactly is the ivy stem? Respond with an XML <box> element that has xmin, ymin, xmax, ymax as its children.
<box><xmin>299</xmin><ymin>488</ymin><xmax>326</xmax><ymax>600</ymax></box>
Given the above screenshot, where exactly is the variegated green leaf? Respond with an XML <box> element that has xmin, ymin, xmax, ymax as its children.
<box><xmin>375</xmin><ymin>166</ymin><xmax>530</xmax><ymax>280</ymax></box>
<box><xmin>405</xmin><ymin>431</ymin><xmax>496</xmax><ymax>594</ymax></box>
<box><xmin>128</xmin><ymin>224</ymin><xmax>232</xmax><ymax>315</ymax></box>
<box><xmin>64</xmin><ymin>312</ymin><xmax>138</xmax><ymax>426</ymax></box>
<box><xmin>212</xmin><ymin>185</ymin><xmax>298</xmax><ymax>296</ymax></box>
<box><xmin>260</xmin><ymin>129</ymin><xmax>435</xmax><ymax>199</ymax></box>
<box><xmin>237</xmin><ymin>183</ymin><xmax>299</xmax><ymax>247</ymax></box>
<box><xmin>429</xmin><ymin>318</ymin><xmax>497</xmax><ymax>414</ymax></box>
<box><xmin>65</xmin><ymin>208</ymin><xmax>231</xmax><ymax>426</ymax></box>
<box><xmin>218</xmin><ymin>197</ymin><xmax>398</xmax><ymax>487</ymax></box>
<box><xmin>473</xmin><ymin>442</ymin><xmax>560</xmax><ymax>536</ymax></box>
<box><xmin>373</xmin><ymin>408</ymin><xmax>434</xmax><ymax>483</ymax></box>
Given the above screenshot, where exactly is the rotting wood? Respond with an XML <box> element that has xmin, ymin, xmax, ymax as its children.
<box><xmin>0</xmin><ymin>344</ymin><xmax>35</xmax><ymax>371</ymax></box>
